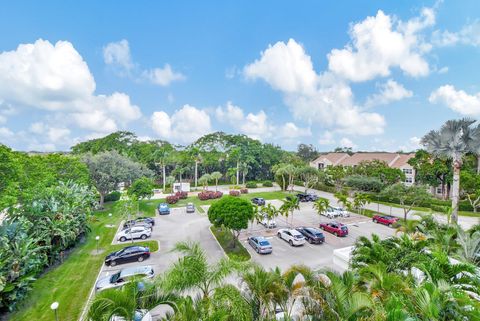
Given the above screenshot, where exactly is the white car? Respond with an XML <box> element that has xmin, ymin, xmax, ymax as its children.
<box><xmin>332</xmin><ymin>206</ymin><xmax>350</xmax><ymax>217</ymax></box>
<box><xmin>260</xmin><ymin>216</ymin><xmax>277</xmax><ymax>228</ymax></box>
<box><xmin>111</xmin><ymin>310</ymin><xmax>152</xmax><ymax>321</ymax></box>
<box><xmin>118</xmin><ymin>226</ymin><xmax>151</xmax><ymax>242</ymax></box>
<box><xmin>321</xmin><ymin>207</ymin><xmax>339</xmax><ymax>219</ymax></box>
<box><xmin>95</xmin><ymin>265</ymin><xmax>155</xmax><ymax>292</ymax></box>
<box><xmin>277</xmin><ymin>229</ymin><xmax>306</xmax><ymax>246</ymax></box>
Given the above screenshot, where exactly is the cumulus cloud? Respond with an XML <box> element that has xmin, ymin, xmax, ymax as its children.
<box><xmin>339</xmin><ymin>137</ymin><xmax>356</xmax><ymax>149</ymax></box>
<box><xmin>318</xmin><ymin>131</ymin><xmax>335</xmax><ymax>145</ymax></box>
<box><xmin>278</xmin><ymin>122</ymin><xmax>312</xmax><ymax>138</ymax></box>
<box><xmin>328</xmin><ymin>9</ymin><xmax>433</xmax><ymax>82</ymax></box>
<box><xmin>432</xmin><ymin>20</ymin><xmax>480</xmax><ymax>47</ymax></box>
<box><xmin>143</xmin><ymin>64</ymin><xmax>185</xmax><ymax>86</ymax></box>
<box><xmin>0</xmin><ymin>39</ymin><xmax>142</xmax><ymax>142</ymax></box>
<box><xmin>399</xmin><ymin>136</ymin><xmax>421</xmax><ymax>152</ymax></box>
<box><xmin>0</xmin><ymin>127</ymin><xmax>13</xmax><ymax>138</ymax></box>
<box><xmin>244</xmin><ymin>39</ymin><xmax>386</xmax><ymax>136</ymax></box>
<box><xmin>151</xmin><ymin>104</ymin><xmax>212</xmax><ymax>144</ymax></box>
<box><xmin>429</xmin><ymin>85</ymin><xmax>480</xmax><ymax>116</ymax></box>
<box><xmin>103</xmin><ymin>39</ymin><xmax>134</xmax><ymax>74</ymax></box>
<box><xmin>365</xmin><ymin>79</ymin><xmax>413</xmax><ymax>107</ymax></box>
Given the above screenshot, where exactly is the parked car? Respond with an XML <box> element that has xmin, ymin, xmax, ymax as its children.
<box><xmin>260</xmin><ymin>215</ymin><xmax>277</xmax><ymax>228</ymax></box>
<box><xmin>117</xmin><ymin>226</ymin><xmax>151</xmax><ymax>242</ymax></box>
<box><xmin>319</xmin><ymin>222</ymin><xmax>348</xmax><ymax>237</ymax></box>
<box><xmin>104</xmin><ymin>245</ymin><xmax>151</xmax><ymax>267</ymax></box>
<box><xmin>186</xmin><ymin>203</ymin><xmax>195</xmax><ymax>213</ymax></box>
<box><xmin>135</xmin><ymin>217</ymin><xmax>155</xmax><ymax>226</ymax></box>
<box><xmin>111</xmin><ymin>310</ymin><xmax>152</xmax><ymax>321</ymax></box>
<box><xmin>251</xmin><ymin>197</ymin><xmax>266</xmax><ymax>206</ymax></box>
<box><xmin>123</xmin><ymin>220</ymin><xmax>153</xmax><ymax>230</ymax></box>
<box><xmin>372</xmin><ymin>215</ymin><xmax>399</xmax><ymax>227</ymax></box>
<box><xmin>332</xmin><ymin>206</ymin><xmax>350</xmax><ymax>217</ymax></box>
<box><xmin>158</xmin><ymin>203</ymin><xmax>170</xmax><ymax>215</ymax></box>
<box><xmin>321</xmin><ymin>207</ymin><xmax>340</xmax><ymax>219</ymax></box>
<box><xmin>277</xmin><ymin>228</ymin><xmax>306</xmax><ymax>246</ymax></box>
<box><xmin>296</xmin><ymin>227</ymin><xmax>325</xmax><ymax>244</ymax></box>
<box><xmin>297</xmin><ymin>193</ymin><xmax>319</xmax><ymax>202</ymax></box>
<box><xmin>248</xmin><ymin>236</ymin><xmax>273</xmax><ymax>254</ymax></box>
<box><xmin>95</xmin><ymin>265</ymin><xmax>154</xmax><ymax>292</ymax></box>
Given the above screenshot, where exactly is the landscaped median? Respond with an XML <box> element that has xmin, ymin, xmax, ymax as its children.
<box><xmin>9</xmin><ymin>204</ymin><xmax>158</xmax><ymax>321</ymax></box>
<box><xmin>210</xmin><ymin>226</ymin><xmax>251</xmax><ymax>262</ymax></box>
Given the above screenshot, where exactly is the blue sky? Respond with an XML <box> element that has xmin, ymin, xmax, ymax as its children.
<box><xmin>0</xmin><ymin>1</ymin><xmax>480</xmax><ymax>152</ymax></box>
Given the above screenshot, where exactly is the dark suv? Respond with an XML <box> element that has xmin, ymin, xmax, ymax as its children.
<box><xmin>296</xmin><ymin>227</ymin><xmax>325</xmax><ymax>244</ymax></box>
<box><xmin>104</xmin><ymin>245</ymin><xmax>151</xmax><ymax>267</ymax></box>
<box><xmin>296</xmin><ymin>193</ymin><xmax>319</xmax><ymax>202</ymax></box>
<box><xmin>251</xmin><ymin>197</ymin><xmax>266</xmax><ymax>206</ymax></box>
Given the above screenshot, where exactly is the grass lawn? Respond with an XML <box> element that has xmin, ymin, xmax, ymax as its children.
<box><xmin>210</xmin><ymin>226</ymin><xmax>251</xmax><ymax>262</ymax></box>
<box><xmin>140</xmin><ymin>190</ymin><xmax>291</xmax><ymax>214</ymax></box>
<box><xmin>9</xmin><ymin>203</ymin><xmax>159</xmax><ymax>321</ymax></box>
<box><xmin>350</xmin><ymin>207</ymin><xmax>377</xmax><ymax>218</ymax></box>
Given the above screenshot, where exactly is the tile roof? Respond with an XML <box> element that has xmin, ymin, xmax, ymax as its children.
<box><xmin>390</xmin><ymin>153</ymin><xmax>415</xmax><ymax>168</ymax></box>
<box><xmin>338</xmin><ymin>153</ymin><xmax>399</xmax><ymax>166</ymax></box>
<box><xmin>314</xmin><ymin>152</ymin><xmax>350</xmax><ymax>165</ymax></box>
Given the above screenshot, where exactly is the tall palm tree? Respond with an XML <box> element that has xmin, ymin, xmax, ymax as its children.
<box><xmin>210</xmin><ymin>171</ymin><xmax>222</xmax><ymax>191</ymax></box>
<box><xmin>421</xmin><ymin>118</ymin><xmax>480</xmax><ymax>224</ymax></box>
<box><xmin>280</xmin><ymin>196</ymin><xmax>300</xmax><ymax>227</ymax></box>
<box><xmin>153</xmin><ymin>144</ymin><xmax>174</xmax><ymax>192</ymax></box>
<box><xmin>313</xmin><ymin>198</ymin><xmax>330</xmax><ymax>217</ymax></box>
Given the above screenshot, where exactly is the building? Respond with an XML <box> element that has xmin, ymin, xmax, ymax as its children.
<box><xmin>310</xmin><ymin>152</ymin><xmax>416</xmax><ymax>185</ymax></box>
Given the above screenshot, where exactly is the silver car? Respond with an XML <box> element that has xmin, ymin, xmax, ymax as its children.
<box><xmin>95</xmin><ymin>265</ymin><xmax>154</xmax><ymax>292</ymax></box>
<box><xmin>186</xmin><ymin>203</ymin><xmax>195</xmax><ymax>213</ymax></box>
<box><xmin>248</xmin><ymin>236</ymin><xmax>273</xmax><ymax>254</ymax></box>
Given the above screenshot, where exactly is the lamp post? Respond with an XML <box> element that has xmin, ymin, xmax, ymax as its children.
<box><xmin>95</xmin><ymin>236</ymin><xmax>100</xmax><ymax>254</ymax></box>
<box><xmin>50</xmin><ymin>301</ymin><xmax>59</xmax><ymax>321</ymax></box>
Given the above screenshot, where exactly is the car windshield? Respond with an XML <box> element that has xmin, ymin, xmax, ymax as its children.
<box><xmin>294</xmin><ymin>234</ymin><xmax>304</xmax><ymax>239</ymax></box>
<box><xmin>110</xmin><ymin>272</ymin><xmax>121</xmax><ymax>283</ymax></box>
<box><xmin>259</xmin><ymin>241</ymin><xmax>270</xmax><ymax>246</ymax></box>
<box><xmin>314</xmin><ymin>232</ymin><xmax>323</xmax><ymax>237</ymax></box>
<box><xmin>341</xmin><ymin>226</ymin><xmax>348</xmax><ymax>230</ymax></box>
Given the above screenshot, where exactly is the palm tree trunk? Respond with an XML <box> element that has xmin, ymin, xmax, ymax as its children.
<box><xmin>162</xmin><ymin>165</ymin><xmax>166</xmax><ymax>191</ymax></box>
<box><xmin>477</xmin><ymin>154</ymin><xmax>480</xmax><ymax>174</ymax></box>
<box><xmin>451</xmin><ymin>161</ymin><xmax>461</xmax><ymax>224</ymax></box>
<box><xmin>242</xmin><ymin>170</ymin><xmax>245</xmax><ymax>185</ymax></box>
<box><xmin>195</xmin><ymin>161</ymin><xmax>198</xmax><ymax>188</ymax></box>
<box><xmin>236</xmin><ymin>161</ymin><xmax>239</xmax><ymax>185</ymax></box>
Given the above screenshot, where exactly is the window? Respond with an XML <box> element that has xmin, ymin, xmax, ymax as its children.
<box><xmin>318</xmin><ymin>163</ymin><xmax>325</xmax><ymax>169</ymax></box>
<box><xmin>405</xmin><ymin>177</ymin><xmax>413</xmax><ymax>183</ymax></box>
<box><xmin>436</xmin><ymin>187</ymin><xmax>442</xmax><ymax>194</ymax></box>
<box><xmin>402</xmin><ymin>168</ymin><xmax>413</xmax><ymax>175</ymax></box>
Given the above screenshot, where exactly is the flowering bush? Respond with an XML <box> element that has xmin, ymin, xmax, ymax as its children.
<box><xmin>229</xmin><ymin>190</ymin><xmax>240</xmax><ymax>196</ymax></box>
<box><xmin>198</xmin><ymin>190</ymin><xmax>223</xmax><ymax>200</ymax></box>
<box><xmin>240</xmin><ymin>188</ymin><xmax>248</xmax><ymax>194</ymax></box>
<box><xmin>175</xmin><ymin>191</ymin><xmax>188</xmax><ymax>199</ymax></box>
<box><xmin>166</xmin><ymin>195</ymin><xmax>179</xmax><ymax>204</ymax></box>
<box><xmin>214</xmin><ymin>191</ymin><xmax>223</xmax><ymax>198</ymax></box>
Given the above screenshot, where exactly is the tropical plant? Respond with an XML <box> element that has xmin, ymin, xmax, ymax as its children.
<box><xmin>198</xmin><ymin>173</ymin><xmax>211</xmax><ymax>190</ymax></box>
<box><xmin>313</xmin><ymin>197</ymin><xmax>330</xmax><ymax>216</ymax></box>
<box><xmin>210</xmin><ymin>171</ymin><xmax>222</xmax><ymax>191</ymax></box>
<box><xmin>379</xmin><ymin>183</ymin><xmax>430</xmax><ymax>221</ymax></box>
<box><xmin>280</xmin><ymin>196</ymin><xmax>300</xmax><ymax>227</ymax></box>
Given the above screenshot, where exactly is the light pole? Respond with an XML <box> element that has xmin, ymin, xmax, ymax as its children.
<box><xmin>50</xmin><ymin>301</ymin><xmax>59</xmax><ymax>321</ymax></box>
<box><xmin>95</xmin><ymin>236</ymin><xmax>100</xmax><ymax>254</ymax></box>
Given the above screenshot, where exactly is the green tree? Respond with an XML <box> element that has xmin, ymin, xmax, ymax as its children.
<box><xmin>208</xmin><ymin>197</ymin><xmax>254</xmax><ymax>248</ymax></box>
<box><xmin>380</xmin><ymin>183</ymin><xmax>430</xmax><ymax>221</ymax></box>
<box><xmin>296</xmin><ymin>143</ymin><xmax>319</xmax><ymax>162</ymax></box>
<box><xmin>280</xmin><ymin>196</ymin><xmax>300</xmax><ymax>227</ymax></box>
<box><xmin>460</xmin><ymin>170</ymin><xmax>480</xmax><ymax>212</ymax></box>
<box><xmin>210</xmin><ymin>171</ymin><xmax>222</xmax><ymax>191</ymax></box>
<box><xmin>334</xmin><ymin>191</ymin><xmax>353</xmax><ymax>211</ymax></box>
<box><xmin>353</xmin><ymin>193</ymin><xmax>371</xmax><ymax>216</ymax></box>
<box><xmin>422</xmin><ymin>118</ymin><xmax>480</xmax><ymax>224</ymax></box>
<box><xmin>313</xmin><ymin>197</ymin><xmax>330</xmax><ymax>216</ymax></box>
<box><xmin>128</xmin><ymin>177</ymin><xmax>154</xmax><ymax>200</ymax></box>
<box><xmin>297</xmin><ymin>166</ymin><xmax>321</xmax><ymax>192</ymax></box>
<box><xmin>198</xmin><ymin>173</ymin><xmax>211</xmax><ymax>190</ymax></box>
<box><xmin>83</xmin><ymin>151</ymin><xmax>152</xmax><ymax>207</ymax></box>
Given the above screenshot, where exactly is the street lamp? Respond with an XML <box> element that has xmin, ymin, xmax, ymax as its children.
<box><xmin>50</xmin><ymin>301</ymin><xmax>59</xmax><ymax>321</ymax></box>
<box><xmin>95</xmin><ymin>236</ymin><xmax>100</xmax><ymax>254</ymax></box>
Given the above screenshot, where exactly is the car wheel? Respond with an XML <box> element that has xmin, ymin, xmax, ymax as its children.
<box><xmin>256</xmin><ymin>247</ymin><xmax>259</xmax><ymax>253</ymax></box>
<box><xmin>320</xmin><ymin>226</ymin><xmax>324</xmax><ymax>230</ymax></box>
<box><xmin>388</xmin><ymin>223</ymin><xmax>393</xmax><ymax>228</ymax></box>
<box><xmin>289</xmin><ymin>240</ymin><xmax>293</xmax><ymax>246</ymax></box>
<box><xmin>138</xmin><ymin>256</ymin><xmax>144</xmax><ymax>262</ymax></box>
<box><xmin>141</xmin><ymin>234</ymin><xmax>147</xmax><ymax>240</ymax></box>
<box><xmin>120</xmin><ymin>236</ymin><xmax>126</xmax><ymax>242</ymax></box>
<box><xmin>373</xmin><ymin>219</ymin><xmax>377</xmax><ymax>223</ymax></box>
<box><xmin>277</xmin><ymin>232</ymin><xmax>282</xmax><ymax>239</ymax></box>
<box><xmin>110</xmin><ymin>260</ymin><xmax>116</xmax><ymax>267</ymax></box>
<box><xmin>308</xmin><ymin>238</ymin><xmax>313</xmax><ymax>244</ymax></box>
<box><xmin>334</xmin><ymin>232</ymin><xmax>338</xmax><ymax>237</ymax></box>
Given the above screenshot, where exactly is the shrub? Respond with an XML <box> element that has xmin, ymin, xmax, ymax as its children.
<box><xmin>198</xmin><ymin>190</ymin><xmax>223</xmax><ymax>201</ymax></box>
<box><xmin>214</xmin><ymin>191</ymin><xmax>223</xmax><ymax>199</ymax></box>
<box><xmin>175</xmin><ymin>191</ymin><xmax>188</xmax><ymax>199</ymax></box>
<box><xmin>104</xmin><ymin>191</ymin><xmax>121</xmax><ymax>202</ymax></box>
<box><xmin>240</xmin><ymin>188</ymin><xmax>248</xmax><ymax>194</ymax></box>
<box><xmin>166</xmin><ymin>195</ymin><xmax>179</xmax><ymax>204</ymax></box>
<box><xmin>262</xmin><ymin>181</ymin><xmax>273</xmax><ymax>187</ymax></box>
<box><xmin>229</xmin><ymin>185</ymin><xmax>242</xmax><ymax>190</ymax></box>
<box><xmin>343</xmin><ymin>175</ymin><xmax>384</xmax><ymax>192</ymax></box>
<box><xmin>229</xmin><ymin>190</ymin><xmax>240</xmax><ymax>196</ymax></box>
<box><xmin>314</xmin><ymin>183</ymin><xmax>337</xmax><ymax>193</ymax></box>
<box><xmin>245</xmin><ymin>182</ymin><xmax>257</xmax><ymax>188</ymax></box>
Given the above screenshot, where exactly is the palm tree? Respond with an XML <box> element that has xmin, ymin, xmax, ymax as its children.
<box><xmin>87</xmin><ymin>281</ymin><xmax>177</xmax><ymax>321</ymax></box>
<box><xmin>239</xmin><ymin>162</ymin><xmax>250</xmax><ymax>185</ymax></box>
<box><xmin>280</xmin><ymin>196</ymin><xmax>300</xmax><ymax>227</ymax></box>
<box><xmin>421</xmin><ymin>118</ymin><xmax>480</xmax><ymax>224</ymax></box>
<box><xmin>153</xmin><ymin>144</ymin><xmax>174</xmax><ymax>192</ymax></box>
<box><xmin>198</xmin><ymin>173</ymin><xmax>211</xmax><ymax>191</ymax></box>
<box><xmin>210</xmin><ymin>171</ymin><xmax>222</xmax><ymax>191</ymax></box>
<box><xmin>159</xmin><ymin>241</ymin><xmax>239</xmax><ymax>299</ymax></box>
<box><xmin>313</xmin><ymin>197</ymin><xmax>330</xmax><ymax>217</ymax></box>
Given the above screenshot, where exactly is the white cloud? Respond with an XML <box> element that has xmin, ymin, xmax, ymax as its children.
<box><xmin>365</xmin><ymin>79</ymin><xmax>413</xmax><ymax>107</ymax></box>
<box><xmin>328</xmin><ymin>9</ymin><xmax>433</xmax><ymax>82</ymax></box>
<box><xmin>0</xmin><ymin>115</ymin><xmax>6</xmax><ymax>124</ymax></box>
<box><xmin>437</xmin><ymin>66</ymin><xmax>449</xmax><ymax>74</ymax></box>
<box><xmin>103</xmin><ymin>39</ymin><xmax>134</xmax><ymax>73</ymax></box>
<box><xmin>429</xmin><ymin>85</ymin><xmax>480</xmax><ymax>116</ymax></box>
<box><xmin>0</xmin><ymin>126</ymin><xmax>13</xmax><ymax>138</ymax></box>
<box><xmin>278</xmin><ymin>122</ymin><xmax>311</xmax><ymax>138</ymax></box>
<box><xmin>143</xmin><ymin>64</ymin><xmax>185</xmax><ymax>86</ymax></box>
<box><xmin>339</xmin><ymin>137</ymin><xmax>356</xmax><ymax>149</ymax></box>
<box><xmin>399</xmin><ymin>136</ymin><xmax>421</xmax><ymax>152</ymax></box>
<box><xmin>0</xmin><ymin>39</ymin><xmax>142</xmax><ymax>144</ymax></box>
<box><xmin>244</xmin><ymin>39</ymin><xmax>386</xmax><ymax>136</ymax></box>
<box><xmin>215</xmin><ymin>101</ymin><xmax>245</xmax><ymax>124</ymax></box>
<box><xmin>151</xmin><ymin>104</ymin><xmax>212</xmax><ymax>144</ymax></box>
<box><xmin>432</xmin><ymin>20</ymin><xmax>480</xmax><ymax>47</ymax></box>
<box><xmin>318</xmin><ymin>131</ymin><xmax>335</xmax><ymax>145</ymax></box>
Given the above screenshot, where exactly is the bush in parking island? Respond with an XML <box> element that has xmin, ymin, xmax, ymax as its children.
<box><xmin>175</xmin><ymin>191</ymin><xmax>188</xmax><ymax>199</ymax></box>
<box><xmin>240</xmin><ymin>188</ymin><xmax>248</xmax><ymax>194</ymax></box>
<box><xmin>166</xmin><ymin>195</ymin><xmax>179</xmax><ymax>204</ymax></box>
<box><xmin>198</xmin><ymin>190</ymin><xmax>223</xmax><ymax>200</ymax></box>
<box><xmin>229</xmin><ymin>190</ymin><xmax>240</xmax><ymax>197</ymax></box>
<box><xmin>262</xmin><ymin>181</ymin><xmax>273</xmax><ymax>187</ymax></box>
<box><xmin>245</xmin><ymin>182</ymin><xmax>257</xmax><ymax>188</ymax></box>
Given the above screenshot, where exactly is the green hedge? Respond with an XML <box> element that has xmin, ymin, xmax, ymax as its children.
<box><xmin>262</xmin><ymin>181</ymin><xmax>273</xmax><ymax>187</ymax></box>
<box><xmin>245</xmin><ymin>182</ymin><xmax>257</xmax><ymax>188</ymax></box>
<box><xmin>104</xmin><ymin>191</ymin><xmax>121</xmax><ymax>202</ymax></box>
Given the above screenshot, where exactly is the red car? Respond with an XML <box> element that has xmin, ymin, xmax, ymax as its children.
<box><xmin>372</xmin><ymin>215</ymin><xmax>399</xmax><ymax>227</ymax></box>
<box><xmin>319</xmin><ymin>222</ymin><xmax>348</xmax><ymax>237</ymax></box>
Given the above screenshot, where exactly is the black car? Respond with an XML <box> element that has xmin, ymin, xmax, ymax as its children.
<box><xmin>104</xmin><ymin>246</ymin><xmax>151</xmax><ymax>267</ymax></box>
<box><xmin>296</xmin><ymin>193</ymin><xmax>319</xmax><ymax>202</ymax></box>
<box><xmin>296</xmin><ymin>227</ymin><xmax>325</xmax><ymax>244</ymax></box>
<box><xmin>123</xmin><ymin>220</ymin><xmax>153</xmax><ymax>230</ymax></box>
<box><xmin>251</xmin><ymin>197</ymin><xmax>266</xmax><ymax>206</ymax></box>
<box><xmin>134</xmin><ymin>217</ymin><xmax>155</xmax><ymax>226</ymax></box>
